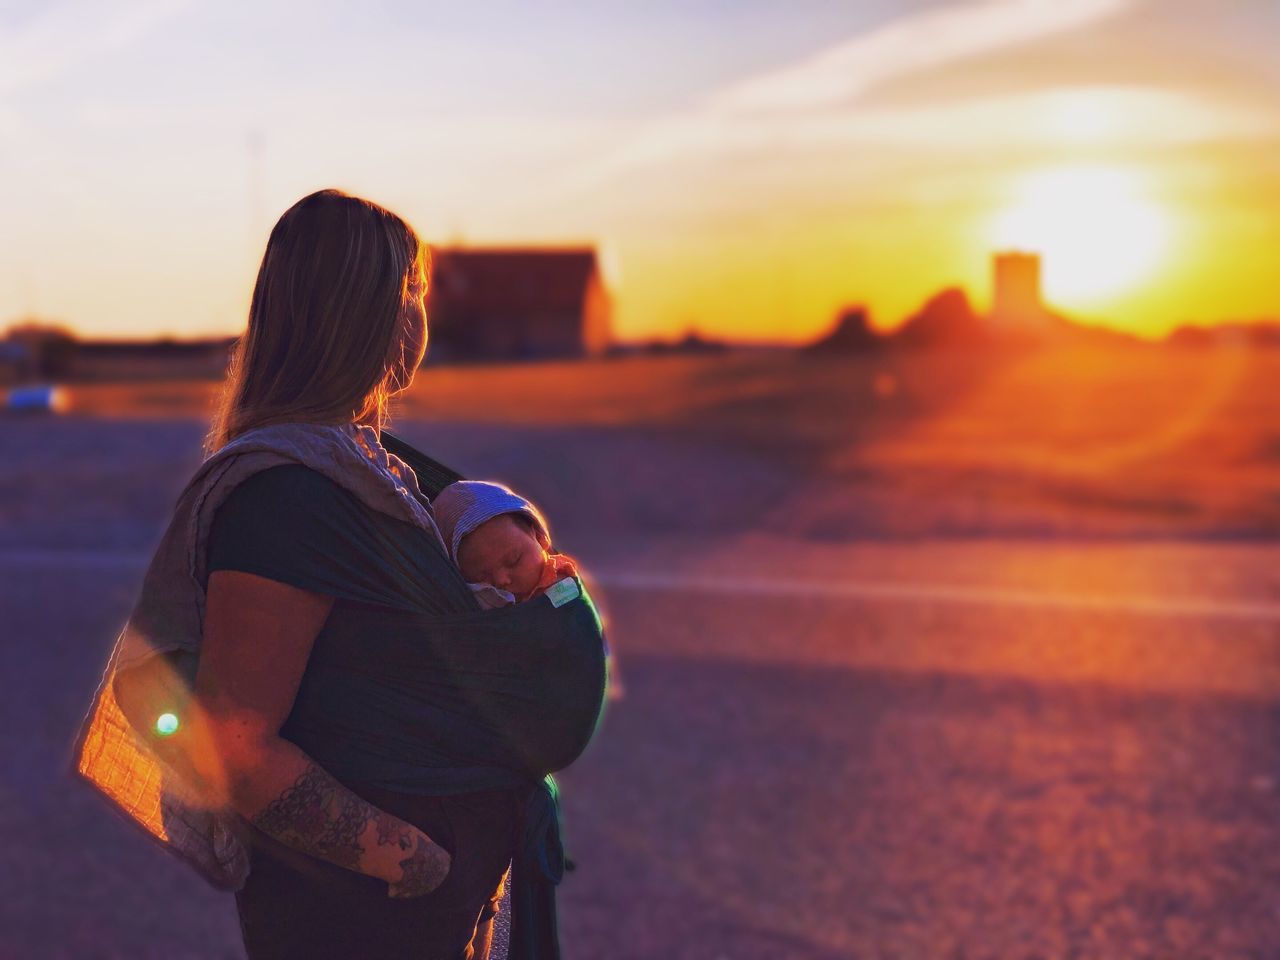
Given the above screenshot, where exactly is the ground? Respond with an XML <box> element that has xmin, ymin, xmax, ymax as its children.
<box><xmin>2</xmin><ymin>345</ymin><xmax>1278</xmax><ymax>958</ymax></box>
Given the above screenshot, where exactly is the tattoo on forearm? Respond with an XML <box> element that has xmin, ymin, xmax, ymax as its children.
<box><xmin>393</xmin><ymin>834</ymin><xmax>451</xmax><ymax>898</ymax></box>
<box><xmin>252</xmin><ymin>764</ymin><xmax>384</xmax><ymax>871</ymax></box>
<box><xmin>375</xmin><ymin>809</ymin><xmax>414</xmax><ymax>851</ymax></box>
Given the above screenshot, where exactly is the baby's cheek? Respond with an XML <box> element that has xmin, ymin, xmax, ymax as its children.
<box><xmin>522</xmin><ymin>557</ymin><xmax>544</xmax><ymax>587</ymax></box>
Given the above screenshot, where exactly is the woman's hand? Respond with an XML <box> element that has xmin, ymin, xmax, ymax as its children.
<box><xmin>387</xmin><ymin>833</ymin><xmax>453</xmax><ymax>898</ymax></box>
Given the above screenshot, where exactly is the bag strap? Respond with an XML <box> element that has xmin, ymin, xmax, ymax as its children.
<box><xmin>379</xmin><ymin>429</ymin><xmax>467</xmax><ymax>499</ymax></box>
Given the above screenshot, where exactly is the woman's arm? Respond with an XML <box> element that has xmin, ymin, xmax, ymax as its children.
<box><xmin>192</xmin><ymin>568</ymin><xmax>449</xmax><ymax>898</ymax></box>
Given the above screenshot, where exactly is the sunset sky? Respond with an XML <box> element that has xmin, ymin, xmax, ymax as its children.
<box><xmin>1</xmin><ymin>0</ymin><xmax>1278</xmax><ymax>343</ymax></box>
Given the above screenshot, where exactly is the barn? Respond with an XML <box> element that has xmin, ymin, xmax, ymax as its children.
<box><xmin>424</xmin><ymin>246</ymin><xmax>612</xmax><ymax>363</ymax></box>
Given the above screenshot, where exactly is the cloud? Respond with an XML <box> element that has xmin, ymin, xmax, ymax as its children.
<box><xmin>705</xmin><ymin>0</ymin><xmax>1137</xmax><ymax>114</ymax></box>
<box><xmin>556</xmin><ymin>0</ymin><xmax>1141</xmax><ymax>193</ymax></box>
<box><xmin>763</xmin><ymin>85</ymin><xmax>1278</xmax><ymax>151</ymax></box>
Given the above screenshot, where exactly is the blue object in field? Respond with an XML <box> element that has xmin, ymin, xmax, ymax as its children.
<box><xmin>6</xmin><ymin>384</ymin><xmax>62</xmax><ymax>412</ymax></box>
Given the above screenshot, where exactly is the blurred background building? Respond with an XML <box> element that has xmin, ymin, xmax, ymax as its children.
<box><xmin>425</xmin><ymin>246</ymin><xmax>613</xmax><ymax>363</ymax></box>
<box><xmin>990</xmin><ymin>251</ymin><xmax>1047</xmax><ymax>334</ymax></box>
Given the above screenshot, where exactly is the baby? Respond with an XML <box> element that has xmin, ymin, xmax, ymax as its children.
<box><xmin>431</xmin><ymin>479</ymin><xmax>580</xmax><ymax>610</ymax></box>
<box><xmin>433</xmin><ymin>479</ymin><xmax>624</xmax><ymax>702</ymax></box>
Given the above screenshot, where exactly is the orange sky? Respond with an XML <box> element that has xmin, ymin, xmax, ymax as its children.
<box><xmin>2</xmin><ymin>0</ymin><xmax>1278</xmax><ymax>343</ymax></box>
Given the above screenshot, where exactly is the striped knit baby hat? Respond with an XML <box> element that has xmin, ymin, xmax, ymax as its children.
<box><xmin>431</xmin><ymin>479</ymin><xmax>552</xmax><ymax>566</ymax></box>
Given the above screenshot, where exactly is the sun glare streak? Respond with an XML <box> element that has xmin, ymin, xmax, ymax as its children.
<box><xmin>110</xmin><ymin>651</ymin><xmax>234</xmax><ymax>811</ymax></box>
<box><xmin>988</xmin><ymin>166</ymin><xmax>1172</xmax><ymax>308</ymax></box>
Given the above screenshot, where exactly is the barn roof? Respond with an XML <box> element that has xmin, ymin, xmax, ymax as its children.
<box><xmin>427</xmin><ymin>246</ymin><xmax>600</xmax><ymax>311</ymax></box>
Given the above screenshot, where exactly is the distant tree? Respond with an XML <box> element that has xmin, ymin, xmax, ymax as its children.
<box><xmin>891</xmin><ymin>288</ymin><xmax>985</xmax><ymax>350</ymax></box>
<box><xmin>674</xmin><ymin>328</ymin><xmax>728</xmax><ymax>354</ymax></box>
<box><xmin>1167</xmin><ymin>321</ymin><xmax>1280</xmax><ymax>349</ymax></box>
<box><xmin>4</xmin><ymin>319</ymin><xmax>80</xmax><ymax>379</ymax></box>
<box><xmin>804</xmin><ymin>305</ymin><xmax>882</xmax><ymax>354</ymax></box>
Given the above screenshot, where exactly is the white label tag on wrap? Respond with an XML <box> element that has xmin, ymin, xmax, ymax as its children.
<box><xmin>546</xmin><ymin>577</ymin><xmax>580</xmax><ymax>608</ymax></box>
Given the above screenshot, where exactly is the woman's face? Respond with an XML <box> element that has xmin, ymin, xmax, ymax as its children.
<box><xmin>390</xmin><ymin>268</ymin><xmax>428</xmax><ymax>392</ymax></box>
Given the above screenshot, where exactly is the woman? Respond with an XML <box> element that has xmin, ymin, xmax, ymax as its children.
<box><xmin>73</xmin><ymin>189</ymin><xmax>608</xmax><ymax>959</ymax></box>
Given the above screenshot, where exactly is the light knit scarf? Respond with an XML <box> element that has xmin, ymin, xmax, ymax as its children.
<box><xmin>72</xmin><ymin>420</ymin><xmax>454</xmax><ymax>888</ymax></box>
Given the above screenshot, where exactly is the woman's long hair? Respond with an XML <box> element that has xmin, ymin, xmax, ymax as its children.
<box><xmin>205</xmin><ymin>189</ymin><xmax>430</xmax><ymax>455</ymax></box>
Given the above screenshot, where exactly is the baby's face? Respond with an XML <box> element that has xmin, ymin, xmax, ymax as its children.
<box><xmin>456</xmin><ymin>514</ymin><xmax>547</xmax><ymax>599</ymax></box>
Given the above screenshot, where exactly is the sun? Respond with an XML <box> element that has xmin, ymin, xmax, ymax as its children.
<box><xmin>987</xmin><ymin>166</ymin><xmax>1171</xmax><ymax>308</ymax></box>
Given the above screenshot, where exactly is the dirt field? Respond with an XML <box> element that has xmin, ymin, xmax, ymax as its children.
<box><xmin>53</xmin><ymin>343</ymin><xmax>1280</xmax><ymax>540</ymax></box>
<box><xmin>4</xmin><ymin>345</ymin><xmax>1279</xmax><ymax>958</ymax></box>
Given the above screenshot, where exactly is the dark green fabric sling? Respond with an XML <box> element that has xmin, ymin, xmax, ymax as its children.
<box><xmin>280</xmin><ymin>430</ymin><xmax>610</xmax><ymax>960</ymax></box>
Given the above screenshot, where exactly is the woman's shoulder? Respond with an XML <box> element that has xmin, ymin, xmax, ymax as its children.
<box><xmin>208</xmin><ymin>463</ymin><xmax>364</xmax><ymax>552</ymax></box>
<box><xmin>205</xmin><ymin>459</ymin><xmax>457</xmax><ymax>610</ymax></box>
<box><xmin>227</xmin><ymin>462</ymin><xmax>354</xmax><ymax>505</ymax></box>
<box><xmin>214</xmin><ymin>462</ymin><xmax>365</xmax><ymax>525</ymax></box>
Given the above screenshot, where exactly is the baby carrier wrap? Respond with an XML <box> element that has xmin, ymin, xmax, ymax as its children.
<box><xmin>71</xmin><ymin>421</ymin><xmax>610</xmax><ymax>960</ymax></box>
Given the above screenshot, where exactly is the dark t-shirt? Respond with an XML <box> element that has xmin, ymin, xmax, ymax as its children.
<box><xmin>206</xmin><ymin>463</ymin><xmax>474</xmax><ymax>614</ymax></box>
<box><xmin>206</xmin><ymin>463</ymin><xmax>516</xmax><ymax>946</ymax></box>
